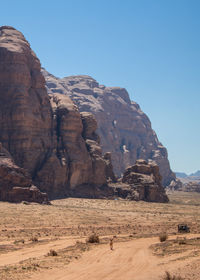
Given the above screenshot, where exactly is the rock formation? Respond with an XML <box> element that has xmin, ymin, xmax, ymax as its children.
<box><xmin>0</xmin><ymin>143</ymin><xmax>48</xmax><ymax>203</ymax></box>
<box><xmin>118</xmin><ymin>159</ymin><xmax>169</xmax><ymax>202</ymax></box>
<box><xmin>0</xmin><ymin>26</ymin><xmax>52</xmax><ymax>177</ymax></box>
<box><xmin>182</xmin><ymin>181</ymin><xmax>200</xmax><ymax>192</ymax></box>
<box><xmin>0</xmin><ymin>26</ymin><xmax>115</xmax><ymax>200</ymax></box>
<box><xmin>0</xmin><ymin>25</ymin><xmax>172</xmax><ymax>203</ymax></box>
<box><xmin>43</xmin><ymin>70</ymin><xmax>175</xmax><ymax>186</ymax></box>
<box><xmin>168</xmin><ymin>178</ymin><xmax>183</xmax><ymax>191</ymax></box>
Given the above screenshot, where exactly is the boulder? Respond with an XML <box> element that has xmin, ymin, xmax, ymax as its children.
<box><xmin>7</xmin><ymin>186</ymin><xmax>49</xmax><ymax>204</ymax></box>
<box><xmin>168</xmin><ymin>178</ymin><xmax>183</xmax><ymax>191</ymax></box>
<box><xmin>121</xmin><ymin>159</ymin><xmax>169</xmax><ymax>202</ymax></box>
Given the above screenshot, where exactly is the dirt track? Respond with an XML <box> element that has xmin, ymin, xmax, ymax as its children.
<box><xmin>1</xmin><ymin>194</ymin><xmax>200</xmax><ymax>280</ymax></box>
<box><xmin>29</xmin><ymin>235</ymin><xmax>200</xmax><ymax>280</ymax></box>
<box><xmin>0</xmin><ymin>237</ymin><xmax>80</xmax><ymax>267</ymax></box>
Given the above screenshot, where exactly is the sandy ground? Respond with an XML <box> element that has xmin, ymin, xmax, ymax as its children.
<box><xmin>0</xmin><ymin>191</ymin><xmax>200</xmax><ymax>279</ymax></box>
<box><xmin>0</xmin><ymin>237</ymin><xmax>81</xmax><ymax>267</ymax></box>
<box><xmin>29</xmin><ymin>235</ymin><xmax>198</xmax><ymax>280</ymax></box>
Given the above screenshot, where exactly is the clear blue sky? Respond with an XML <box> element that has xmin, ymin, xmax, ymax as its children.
<box><xmin>1</xmin><ymin>0</ymin><xmax>200</xmax><ymax>174</ymax></box>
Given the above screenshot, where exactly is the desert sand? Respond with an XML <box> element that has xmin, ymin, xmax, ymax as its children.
<box><xmin>0</xmin><ymin>191</ymin><xmax>200</xmax><ymax>279</ymax></box>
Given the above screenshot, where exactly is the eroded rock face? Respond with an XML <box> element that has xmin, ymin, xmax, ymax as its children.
<box><xmin>0</xmin><ymin>144</ymin><xmax>48</xmax><ymax>203</ymax></box>
<box><xmin>52</xmin><ymin>93</ymin><xmax>89</xmax><ymax>191</ymax></box>
<box><xmin>43</xmin><ymin>70</ymin><xmax>175</xmax><ymax>186</ymax></box>
<box><xmin>35</xmin><ymin>94</ymin><xmax>114</xmax><ymax>197</ymax></box>
<box><xmin>121</xmin><ymin>159</ymin><xmax>169</xmax><ymax>202</ymax></box>
<box><xmin>0</xmin><ymin>26</ymin><xmax>52</xmax><ymax>177</ymax></box>
<box><xmin>0</xmin><ymin>26</ymin><xmax>60</xmax><ymax>198</ymax></box>
<box><xmin>103</xmin><ymin>152</ymin><xmax>117</xmax><ymax>183</ymax></box>
<box><xmin>0</xmin><ymin>26</ymin><xmax>114</xmax><ymax>200</ymax></box>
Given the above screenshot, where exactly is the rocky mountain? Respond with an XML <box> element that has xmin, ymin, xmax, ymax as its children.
<box><xmin>175</xmin><ymin>172</ymin><xmax>188</xmax><ymax>178</ymax></box>
<box><xmin>0</xmin><ymin>26</ymin><xmax>114</xmax><ymax>200</ymax></box>
<box><xmin>176</xmin><ymin>171</ymin><xmax>200</xmax><ymax>179</ymax></box>
<box><xmin>43</xmin><ymin>70</ymin><xmax>175</xmax><ymax>186</ymax></box>
<box><xmin>189</xmin><ymin>170</ymin><xmax>200</xmax><ymax>177</ymax></box>
<box><xmin>0</xmin><ymin>26</ymin><xmax>169</xmax><ymax>203</ymax></box>
<box><xmin>176</xmin><ymin>171</ymin><xmax>200</xmax><ymax>187</ymax></box>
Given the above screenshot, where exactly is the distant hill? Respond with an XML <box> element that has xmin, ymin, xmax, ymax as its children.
<box><xmin>189</xmin><ymin>170</ymin><xmax>200</xmax><ymax>177</ymax></box>
<box><xmin>176</xmin><ymin>170</ymin><xmax>200</xmax><ymax>186</ymax></box>
<box><xmin>176</xmin><ymin>171</ymin><xmax>200</xmax><ymax>179</ymax></box>
<box><xmin>175</xmin><ymin>172</ymin><xmax>188</xmax><ymax>178</ymax></box>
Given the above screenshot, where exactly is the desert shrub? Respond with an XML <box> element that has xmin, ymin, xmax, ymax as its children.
<box><xmin>14</xmin><ymin>239</ymin><xmax>25</xmax><ymax>244</ymax></box>
<box><xmin>30</xmin><ymin>236</ymin><xmax>38</xmax><ymax>242</ymax></box>
<box><xmin>87</xmin><ymin>234</ymin><xmax>100</xmax><ymax>243</ymax></box>
<box><xmin>47</xmin><ymin>249</ymin><xmax>58</xmax><ymax>256</ymax></box>
<box><xmin>159</xmin><ymin>233</ymin><xmax>168</xmax><ymax>242</ymax></box>
<box><xmin>177</xmin><ymin>237</ymin><xmax>186</xmax><ymax>245</ymax></box>
<box><xmin>162</xmin><ymin>271</ymin><xmax>184</xmax><ymax>280</ymax></box>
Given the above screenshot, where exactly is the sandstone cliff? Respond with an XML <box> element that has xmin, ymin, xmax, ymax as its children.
<box><xmin>43</xmin><ymin>70</ymin><xmax>175</xmax><ymax>186</ymax></box>
<box><xmin>0</xmin><ymin>26</ymin><xmax>114</xmax><ymax>200</ymax></box>
<box><xmin>0</xmin><ymin>25</ymin><xmax>171</xmax><ymax>203</ymax></box>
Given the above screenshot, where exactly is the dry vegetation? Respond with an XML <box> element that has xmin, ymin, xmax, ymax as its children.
<box><xmin>162</xmin><ymin>271</ymin><xmax>184</xmax><ymax>280</ymax></box>
<box><xmin>0</xmin><ymin>191</ymin><xmax>200</xmax><ymax>279</ymax></box>
<box><xmin>159</xmin><ymin>233</ymin><xmax>168</xmax><ymax>242</ymax></box>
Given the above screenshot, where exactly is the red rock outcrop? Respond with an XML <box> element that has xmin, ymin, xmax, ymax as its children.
<box><xmin>0</xmin><ymin>144</ymin><xmax>48</xmax><ymax>203</ymax></box>
<box><xmin>43</xmin><ymin>70</ymin><xmax>175</xmax><ymax>186</ymax></box>
<box><xmin>121</xmin><ymin>159</ymin><xmax>169</xmax><ymax>202</ymax></box>
<box><xmin>0</xmin><ymin>26</ymin><xmax>52</xmax><ymax>176</ymax></box>
<box><xmin>0</xmin><ymin>26</ymin><xmax>115</xmax><ymax>200</ymax></box>
<box><xmin>35</xmin><ymin>94</ymin><xmax>116</xmax><ymax>198</ymax></box>
<box><xmin>0</xmin><ymin>25</ymin><xmax>172</xmax><ymax>203</ymax></box>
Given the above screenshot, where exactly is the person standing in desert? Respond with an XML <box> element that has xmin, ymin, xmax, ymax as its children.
<box><xmin>109</xmin><ymin>237</ymin><xmax>114</xmax><ymax>250</ymax></box>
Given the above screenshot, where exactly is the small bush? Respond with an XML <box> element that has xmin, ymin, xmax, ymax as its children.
<box><xmin>14</xmin><ymin>239</ymin><xmax>25</xmax><ymax>244</ymax></box>
<box><xmin>162</xmin><ymin>271</ymin><xmax>184</xmax><ymax>280</ymax></box>
<box><xmin>87</xmin><ymin>234</ymin><xmax>100</xmax><ymax>243</ymax></box>
<box><xmin>30</xmin><ymin>237</ymin><xmax>38</xmax><ymax>242</ymax></box>
<box><xmin>159</xmin><ymin>233</ymin><xmax>168</xmax><ymax>242</ymax></box>
<box><xmin>177</xmin><ymin>237</ymin><xmax>186</xmax><ymax>245</ymax></box>
<box><xmin>47</xmin><ymin>249</ymin><xmax>58</xmax><ymax>256</ymax></box>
